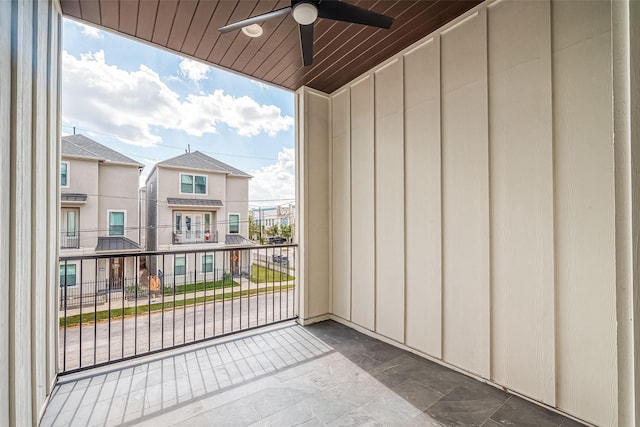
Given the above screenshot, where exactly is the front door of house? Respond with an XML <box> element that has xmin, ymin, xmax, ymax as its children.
<box><xmin>230</xmin><ymin>250</ymin><xmax>240</xmax><ymax>276</ymax></box>
<box><xmin>109</xmin><ymin>257</ymin><xmax>125</xmax><ymax>290</ymax></box>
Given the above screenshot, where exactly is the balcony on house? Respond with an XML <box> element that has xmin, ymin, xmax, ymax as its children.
<box><xmin>171</xmin><ymin>211</ymin><xmax>219</xmax><ymax>245</ymax></box>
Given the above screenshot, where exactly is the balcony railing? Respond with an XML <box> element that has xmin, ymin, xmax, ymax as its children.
<box><xmin>172</xmin><ymin>229</ymin><xmax>219</xmax><ymax>244</ymax></box>
<box><xmin>58</xmin><ymin>244</ymin><xmax>297</xmax><ymax>374</ymax></box>
<box><xmin>60</xmin><ymin>231</ymin><xmax>80</xmax><ymax>249</ymax></box>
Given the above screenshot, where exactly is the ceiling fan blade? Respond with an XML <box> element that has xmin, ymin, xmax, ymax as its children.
<box><xmin>218</xmin><ymin>6</ymin><xmax>291</xmax><ymax>34</ymax></box>
<box><xmin>299</xmin><ymin>24</ymin><xmax>314</xmax><ymax>66</ymax></box>
<box><xmin>317</xmin><ymin>1</ymin><xmax>393</xmax><ymax>29</ymax></box>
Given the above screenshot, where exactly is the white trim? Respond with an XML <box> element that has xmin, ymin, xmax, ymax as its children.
<box><xmin>228</xmin><ymin>212</ymin><xmax>240</xmax><ymax>234</ymax></box>
<box><xmin>179</xmin><ymin>172</ymin><xmax>208</xmax><ymax>196</ymax></box>
<box><xmin>107</xmin><ymin>209</ymin><xmax>127</xmax><ymax>237</ymax></box>
<box><xmin>60</xmin><ymin>160</ymin><xmax>69</xmax><ymax>188</ymax></box>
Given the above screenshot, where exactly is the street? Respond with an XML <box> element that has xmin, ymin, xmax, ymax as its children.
<box><xmin>60</xmin><ymin>288</ymin><xmax>296</xmax><ymax>372</ymax></box>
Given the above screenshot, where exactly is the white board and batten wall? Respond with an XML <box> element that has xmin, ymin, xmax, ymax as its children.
<box><xmin>326</xmin><ymin>1</ymin><xmax>622</xmax><ymax>425</ymax></box>
<box><xmin>0</xmin><ymin>1</ymin><xmax>62</xmax><ymax>425</ymax></box>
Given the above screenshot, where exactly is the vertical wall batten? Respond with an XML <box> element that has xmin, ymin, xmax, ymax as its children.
<box><xmin>440</xmin><ymin>10</ymin><xmax>490</xmax><ymax>378</ymax></box>
<box><xmin>32</xmin><ymin>0</ymin><xmax>50</xmax><ymax>419</ymax></box>
<box><xmin>297</xmin><ymin>88</ymin><xmax>331</xmax><ymax>321</ymax></box>
<box><xmin>488</xmin><ymin>0</ymin><xmax>555</xmax><ymax>405</ymax></box>
<box><xmin>403</xmin><ymin>39</ymin><xmax>442</xmax><ymax>357</ymax></box>
<box><xmin>552</xmin><ymin>1</ymin><xmax>617</xmax><ymax>424</ymax></box>
<box><xmin>0</xmin><ymin>3</ymin><xmax>11</xmax><ymax>426</ymax></box>
<box><xmin>350</xmin><ymin>76</ymin><xmax>376</xmax><ymax>331</ymax></box>
<box><xmin>331</xmin><ymin>89</ymin><xmax>351</xmax><ymax>320</ymax></box>
<box><xmin>11</xmin><ymin>0</ymin><xmax>35</xmax><ymax>424</ymax></box>
<box><xmin>374</xmin><ymin>59</ymin><xmax>405</xmax><ymax>342</ymax></box>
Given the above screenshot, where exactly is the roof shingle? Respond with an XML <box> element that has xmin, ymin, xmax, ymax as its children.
<box><xmin>62</xmin><ymin>134</ymin><xmax>143</xmax><ymax>167</ymax></box>
<box><xmin>157</xmin><ymin>151</ymin><xmax>251</xmax><ymax>177</ymax></box>
<box><xmin>167</xmin><ymin>197</ymin><xmax>223</xmax><ymax>207</ymax></box>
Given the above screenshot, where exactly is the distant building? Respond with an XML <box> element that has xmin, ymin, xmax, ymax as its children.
<box><xmin>59</xmin><ymin>134</ymin><xmax>143</xmax><ymax>290</ymax></box>
<box><xmin>250</xmin><ymin>203</ymin><xmax>296</xmax><ymax>240</ymax></box>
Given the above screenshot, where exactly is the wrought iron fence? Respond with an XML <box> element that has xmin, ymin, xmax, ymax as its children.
<box><xmin>58</xmin><ymin>244</ymin><xmax>297</xmax><ymax>374</ymax></box>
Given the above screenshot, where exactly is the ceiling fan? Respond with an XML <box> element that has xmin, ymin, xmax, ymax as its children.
<box><xmin>218</xmin><ymin>1</ymin><xmax>394</xmax><ymax>67</ymax></box>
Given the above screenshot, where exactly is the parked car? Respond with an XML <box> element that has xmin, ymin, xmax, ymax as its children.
<box><xmin>267</xmin><ymin>236</ymin><xmax>287</xmax><ymax>244</ymax></box>
<box><xmin>272</xmin><ymin>255</ymin><xmax>289</xmax><ymax>265</ymax></box>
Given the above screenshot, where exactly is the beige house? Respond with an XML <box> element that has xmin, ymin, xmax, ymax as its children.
<box><xmin>145</xmin><ymin>151</ymin><xmax>253</xmax><ymax>279</ymax></box>
<box><xmin>60</xmin><ymin>134</ymin><xmax>143</xmax><ymax>290</ymax></box>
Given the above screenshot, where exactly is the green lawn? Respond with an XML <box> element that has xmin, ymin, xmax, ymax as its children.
<box><xmin>251</xmin><ymin>264</ymin><xmax>295</xmax><ymax>283</ymax></box>
<box><xmin>60</xmin><ymin>284</ymin><xmax>295</xmax><ymax>328</ymax></box>
<box><xmin>164</xmin><ymin>277</ymin><xmax>237</xmax><ymax>295</ymax></box>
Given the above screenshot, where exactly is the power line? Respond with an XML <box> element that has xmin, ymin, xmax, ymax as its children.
<box><xmin>61</xmin><ymin>124</ymin><xmax>284</xmax><ymax>161</ymax></box>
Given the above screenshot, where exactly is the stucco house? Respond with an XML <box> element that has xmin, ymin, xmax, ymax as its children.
<box><xmin>145</xmin><ymin>151</ymin><xmax>253</xmax><ymax>279</ymax></box>
<box><xmin>60</xmin><ymin>134</ymin><xmax>143</xmax><ymax>291</ymax></box>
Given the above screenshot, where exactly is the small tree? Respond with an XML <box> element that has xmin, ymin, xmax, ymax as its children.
<box><xmin>267</xmin><ymin>224</ymin><xmax>279</xmax><ymax>237</ymax></box>
<box><xmin>248</xmin><ymin>216</ymin><xmax>260</xmax><ymax>240</ymax></box>
<box><xmin>281</xmin><ymin>224</ymin><xmax>292</xmax><ymax>242</ymax></box>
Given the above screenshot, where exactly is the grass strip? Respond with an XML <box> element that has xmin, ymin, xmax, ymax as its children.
<box><xmin>251</xmin><ymin>264</ymin><xmax>295</xmax><ymax>283</ymax></box>
<box><xmin>61</xmin><ymin>284</ymin><xmax>295</xmax><ymax>328</ymax></box>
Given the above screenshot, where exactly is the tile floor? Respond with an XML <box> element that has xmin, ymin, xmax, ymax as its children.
<box><xmin>41</xmin><ymin>320</ymin><xmax>586</xmax><ymax>427</ymax></box>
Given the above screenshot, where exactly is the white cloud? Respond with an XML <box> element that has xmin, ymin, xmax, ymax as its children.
<box><xmin>62</xmin><ymin>50</ymin><xmax>294</xmax><ymax>146</ymax></box>
<box><xmin>250</xmin><ymin>79</ymin><xmax>270</xmax><ymax>89</ymax></box>
<box><xmin>71</xmin><ymin>20</ymin><xmax>103</xmax><ymax>38</ymax></box>
<box><xmin>249</xmin><ymin>148</ymin><xmax>295</xmax><ymax>206</ymax></box>
<box><xmin>178</xmin><ymin>58</ymin><xmax>210</xmax><ymax>82</ymax></box>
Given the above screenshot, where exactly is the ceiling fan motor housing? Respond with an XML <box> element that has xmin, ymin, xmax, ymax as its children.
<box><xmin>292</xmin><ymin>1</ymin><xmax>319</xmax><ymax>25</ymax></box>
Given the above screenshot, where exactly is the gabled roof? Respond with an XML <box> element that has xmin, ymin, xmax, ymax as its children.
<box><xmin>157</xmin><ymin>151</ymin><xmax>251</xmax><ymax>178</ymax></box>
<box><xmin>62</xmin><ymin>134</ymin><xmax>143</xmax><ymax>167</ymax></box>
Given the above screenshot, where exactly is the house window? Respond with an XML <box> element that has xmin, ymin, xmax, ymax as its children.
<box><xmin>229</xmin><ymin>214</ymin><xmax>239</xmax><ymax>234</ymax></box>
<box><xmin>181</xmin><ymin>174</ymin><xmax>206</xmax><ymax>194</ymax></box>
<box><xmin>175</xmin><ymin>213</ymin><xmax>182</xmax><ymax>234</ymax></box>
<box><xmin>175</xmin><ymin>255</ymin><xmax>186</xmax><ymax>275</ymax></box>
<box><xmin>195</xmin><ymin>175</ymin><xmax>206</xmax><ymax>194</ymax></box>
<box><xmin>59</xmin><ymin>264</ymin><xmax>76</xmax><ymax>287</ymax></box>
<box><xmin>66</xmin><ymin>210</ymin><xmax>77</xmax><ymax>236</ymax></box>
<box><xmin>61</xmin><ymin>162</ymin><xmax>69</xmax><ymax>187</ymax></box>
<box><xmin>204</xmin><ymin>213</ymin><xmax>210</xmax><ymax>232</ymax></box>
<box><xmin>109</xmin><ymin>211</ymin><xmax>125</xmax><ymax>236</ymax></box>
<box><xmin>202</xmin><ymin>254</ymin><xmax>213</xmax><ymax>273</ymax></box>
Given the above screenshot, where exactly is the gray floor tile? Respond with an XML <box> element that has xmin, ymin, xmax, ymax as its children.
<box><xmin>197</xmin><ymin>398</ymin><xmax>262</xmax><ymax>426</ymax></box>
<box><xmin>489</xmin><ymin>396</ymin><xmax>565</xmax><ymax>427</ymax></box>
<box><xmin>560</xmin><ymin>417</ymin><xmax>588</xmax><ymax>426</ymax></box>
<box><xmin>425</xmin><ymin>382</ymin><xmax>510</xmax><ymax>427</ymax></box>
<box><xmin>481</xmin><ymin>419</ymin><xmax>504</xmax><ymax>427</ymax></box>
<box><xmin>407</xmin><ymin>412</ymin><xmax>448</xmax><ymax>427</ymax></box>
<box><xmin>328</xmin><ymin>407</ymin><xmax>385</xmax><ymax>427</ymax></box>
<box><xmin>392</xmin><ymin>379</ymin><xmax>444</xmax><ymax>411</ymax></box>
<box><xmin>248</xmin><ymin>385</ymin><xmax>312</xmax><ymax>417</ymax></box>
<box><xmin>359</xmin><ymin>389</ymin><xmax>423</xmax><ymax>425</ymax></box>
<box><xmin>344</xmin><ymin>352</ymin><xmax>381</xmax><ymax>372</ymax></box>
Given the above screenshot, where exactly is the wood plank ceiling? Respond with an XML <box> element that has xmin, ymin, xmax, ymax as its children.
<box><xmin>59</xmin><ymin>0</ymin><xmax>482</xmax><ymax>93</ymax></box>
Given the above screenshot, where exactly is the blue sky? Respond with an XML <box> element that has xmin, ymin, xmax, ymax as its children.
<box><xmin>62</xmin><ymin>18</ymin><xmax>295</xmax><ymax>206</ymax></box>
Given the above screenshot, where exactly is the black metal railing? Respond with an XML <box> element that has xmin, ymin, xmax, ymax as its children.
<box><xmin>58</xmin><ymin>244</ymin><xmax>297</xmax><ymax>374</ymax></box>
<box><xmin>60</xmin><ymin>231</ymin><xmax>80</xmax><ymax>249</ymax></box>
